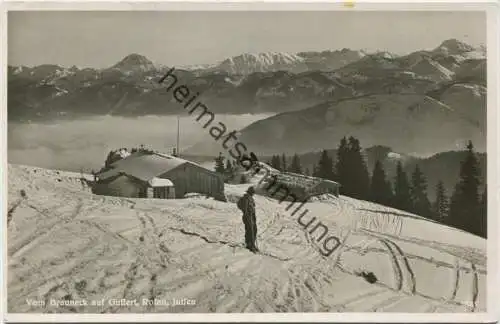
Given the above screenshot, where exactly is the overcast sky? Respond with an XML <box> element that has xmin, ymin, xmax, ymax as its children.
<box><xmin>8</xmin><ymin>11</ymin><xmax>486</xmax><ymax>68</ymax></box>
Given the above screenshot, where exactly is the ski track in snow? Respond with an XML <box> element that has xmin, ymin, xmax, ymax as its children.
<box><xmin>7</xmin><ymin>164</ymin><xmax>486</xmax><ymax>313</ymax></box>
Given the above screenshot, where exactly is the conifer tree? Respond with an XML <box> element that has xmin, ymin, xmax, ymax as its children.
<box><xmin>370</xmin><ymin>160</ymin><xmax>393</xmax><ymax>206</ymax></box>
<box><xmin>214</xmin><ymin>153</ymin><xmax>225</xmax><ymax>174</ymax></box>
<box><xmin>449</xmin><ymin>141</ymin><xmax>481</xmax><ymax>235</ymax></box>
<box><xmin>346</xmin><ymin>137</ymin><xmax>370</xmax><ymax>199</ymax></box>
<box><xmin>104</xmin><ymin>151</ymin><xmax>118</xmax><ymax>167</ymax></box>
<box><xmin>335</xmin><ymin>137</ymin><xmax>349</xmax><ymax>188</ymax></box>
<box><xmin>386</xmin><ymin>180</ymin><xmax>394</xmax><ymax>201</ymax></box>
<box><xmin>270</xmin><ymin>155</ymin><xmax>281</xmax><ymax>171</ymax></box>
<box><xmin>312</xmin><ymin>165</ymin><xmax>318</xmax><ymax>177</ymax></box>
<box><xmin>282</xmin><ymin>154</ymin><xmax>287</xmax><ymax>172</ymax></box>
<box><xmin>315</xmin><ymin>149</ymin><xmax>334</xmax><ymax>180</ymax></box>
<box><xmin>410</xmin><ymin>165</ymin><xmax>432</xmax><ymax>218</ymax></box>
<box><xmin>479</xmin><ymin>187</ymin><xmax>487</xmax><ymax>238</ymax></box>
<box><xmin>289</xmin><ymin>154</ymin><xmax>302</xmax><ymax>174</ymax></box>
<box><xmin>433</xmin><ymin>180</ymin><xmax>449</xmax><ymax>223</ymax></box>
<box><xmin>393</xmin><ymin>161</ymin><xmax>412</xmax><ymax>211</ymax></box>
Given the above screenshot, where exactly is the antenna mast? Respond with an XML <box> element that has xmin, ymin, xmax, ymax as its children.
<box><xmin>176</xmin><ymin>116</ymin><xmax>180</xmax><ymax>157</ymax></box>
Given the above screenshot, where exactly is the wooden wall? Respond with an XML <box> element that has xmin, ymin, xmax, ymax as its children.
<box><xmin>310</xmin><ymin>181</ymin><xmax>340</xmax><ymax>197</ymax></box>
<box><xmin>93</xmin><ymin>174</ymin><xmax>146</xmax><ymax>198</ymax></box>
<box><xmin>161</xmin><ymin>164</ymin><xmax>225</xmax><ymax>201</ymax></box>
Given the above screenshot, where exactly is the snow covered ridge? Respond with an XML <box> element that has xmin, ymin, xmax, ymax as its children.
<box><xmin>8</xmin><ymin>39</ymin><xmax>486</xmax><ymax>122</ymax></box>
<box><xmin>7</xmin><ymin>163</ymin><xmax>486</xmax><ymax>313</ymax></box>
<box><xmin>214</xmin><ymin>52</ymin><xmax>306</xmax><ymax>74</ymax></box>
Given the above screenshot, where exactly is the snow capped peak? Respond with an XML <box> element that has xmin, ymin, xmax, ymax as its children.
<box><xmin>13</xmin><ymin>66</ymin><xmax>24</xmax><ymax>75</ymax></box>
<box><xmin>370</xmin><ymin>51</ymin><xmax>398</xmax><ymax>60</ymax></box>
<box><xmin>434</xmin><ymin>39</ymin><xmax>475</xmax><ymax>55</ymax></box>
<box><xmin>112</xmin><ymin>53</ymin><xmax>155</xmax><ymax>72</ymax></box>
<box><xmin>179</xmin><ymin>63</ymin><xmax>217</xmax><ymax>71</ymax></box>
<box><xmin>54</xmin><ymin>68</ymin><xmax>75</xmax><ymax>78</ymax></box>
<box><xmin>224</xmin><ymin>76</ymin><xmax>244</xmax><ymax>86</ymax></box>
<box><xmin>212</xmin><ymin>50</ymin><xmax>368</xmax><ymax>74</ymax></box>
<box><xmin>235</xmin><ymin>52</ymin><xmax>304</xmax><ymax>64</ymax></box>
<box><xmin>118</xmin><ymin>53</ymin><xmax>152</xmax><ymax>64</ymax></box>
<box><xmin>117</xmin><ymin>148</ymin><xmax>131</xmax><ymax>159</ymax></box>
<box><xmin>409</xmin><ymin>56</ymin><xmax>454</xmax><ymax>81</ymax></box>
<box><xmin>215</xmin><ymin>51</ymin><xmax>305</xmax><ymax>74</ymax></box>
<box><xmin>387</xmin><ymin>152</ymin><xmax>403</xmax><ymax>160</ymax></box>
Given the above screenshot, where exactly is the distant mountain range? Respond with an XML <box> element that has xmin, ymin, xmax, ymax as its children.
<box><xmin>8</xmin><ymin>39</ymin><xmax>486</xmax><ymax>156</ymax></box>
<box><xmin>8</xmin><ymin>38</ymin><xmax>485</xmax><ymax>123</ymax></box>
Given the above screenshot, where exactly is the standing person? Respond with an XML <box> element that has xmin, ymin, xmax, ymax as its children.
<box><xmin>237</xmin><ymin>186</ymin><xmax>258</xmax><ymax>252</ymax></box>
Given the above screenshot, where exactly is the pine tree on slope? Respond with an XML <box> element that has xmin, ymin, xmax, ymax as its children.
<box><xmin>393</xmin><ymin>161</ymin><xmax>412</xmax><ymax>211</ymax></box>
<box><xmin>315</xmin><ymin>149</ymin><xmax>334</xmax><ymax>181</ymax></box>
<box><xmin>410</xmin><ymin>164</ymin><xmax>432</xmax><ymax>218</ymax></box>
<box><xmin>370</xmin><ymin>160</ymin><xmax>393</xmax><ymax>206</ymax></box>
<box><xmin>479</xmin><ymin>187</ymin><xmax>487</xmax><ymax>238</ymax></box>
<box><xmin>346</xmin><ymin>137</ymin><xmax>370</xmax><ymax>200</ymax></box>
<box><xmin>271</xmin><ymin>155</ymin><xmax>281</xmax><ymax>171</ymax></box>
<box><xmin>289</xmin><ymin>154</ymin><xmax>302</xmax><ymax>174</ymax></box>
<box><xmin>449</xmin><ymin>141</ymin><xmax>481</xmax><ymax>235</ymax></box>
<box><xmin>282</xmin><ymin>154</ymin><xmax>287</xmax><ymax>172</ymax></box>
<box><xmin>335</xmin><ymin>137</ymin><xmax>349</xmax><ymax>191</ymax></box>
<box><xmin>433</xmin><ymin>180</ymin><xmax>449</xmax><ymax>223</ymax></box>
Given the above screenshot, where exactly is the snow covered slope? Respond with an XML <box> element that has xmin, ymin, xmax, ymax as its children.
<box><xmin>7</xmin><ymin>164</ymin><xmax>486</xmax><ymax>313</ymax></box>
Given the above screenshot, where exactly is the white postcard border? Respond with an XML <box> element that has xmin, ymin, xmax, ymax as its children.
<box><xmin>1</xmin><ymin>1</ymin><xmax>498</xmax><ymax>322</ymax></box>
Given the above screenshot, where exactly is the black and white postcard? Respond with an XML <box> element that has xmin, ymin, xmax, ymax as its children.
<box><xmin>2</xmin><ymin>1</ymin><xmax>498</xmax><ymax>322</ymax></box>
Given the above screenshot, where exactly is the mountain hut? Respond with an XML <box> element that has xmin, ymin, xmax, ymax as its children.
<box><xmin>93</xmin><ymin>152</ymin><xmax>226</xmax><ymax>201</ymax></box>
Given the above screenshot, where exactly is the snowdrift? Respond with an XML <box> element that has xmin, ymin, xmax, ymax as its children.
<box><xmin>7</xmin><ymin>164</ymin><xmax>486</xmax><ymax>313</ymax></box>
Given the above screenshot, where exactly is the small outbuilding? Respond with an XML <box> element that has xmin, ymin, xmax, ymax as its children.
<box><xmin>260</xmin><ymin>171</ymin><xmax>340</xmax><ymax>201</ymax></box>
<box><xmin>309</xmin><ymin>178</ymin><xmax>341</xmax><ymax>197</ymax></box>
<box><xmin>93</xmin><ymin>152</ymin><xmax>225</xmax><ymax>201</ymax></box>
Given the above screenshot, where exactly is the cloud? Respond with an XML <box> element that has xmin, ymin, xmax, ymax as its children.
<box><xmin>8</xmin><ymin>114</ymin><xmax>268</xmax><ymax>172</ymax></box>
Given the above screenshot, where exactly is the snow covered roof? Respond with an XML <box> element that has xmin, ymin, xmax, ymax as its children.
<box><xmin>97</xmin><ymin>152</ymin><xmax>205</xmax><ymax>183</ymax></box>
<box><xmin>148</xmin><ymin>177</ymin><xmax>174</xmax><ymax>187</ymax></box>
<box><xmin>270</xmin><ymin>172</ymin><xmax>340</xmax><ymax>190</ymax></box>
